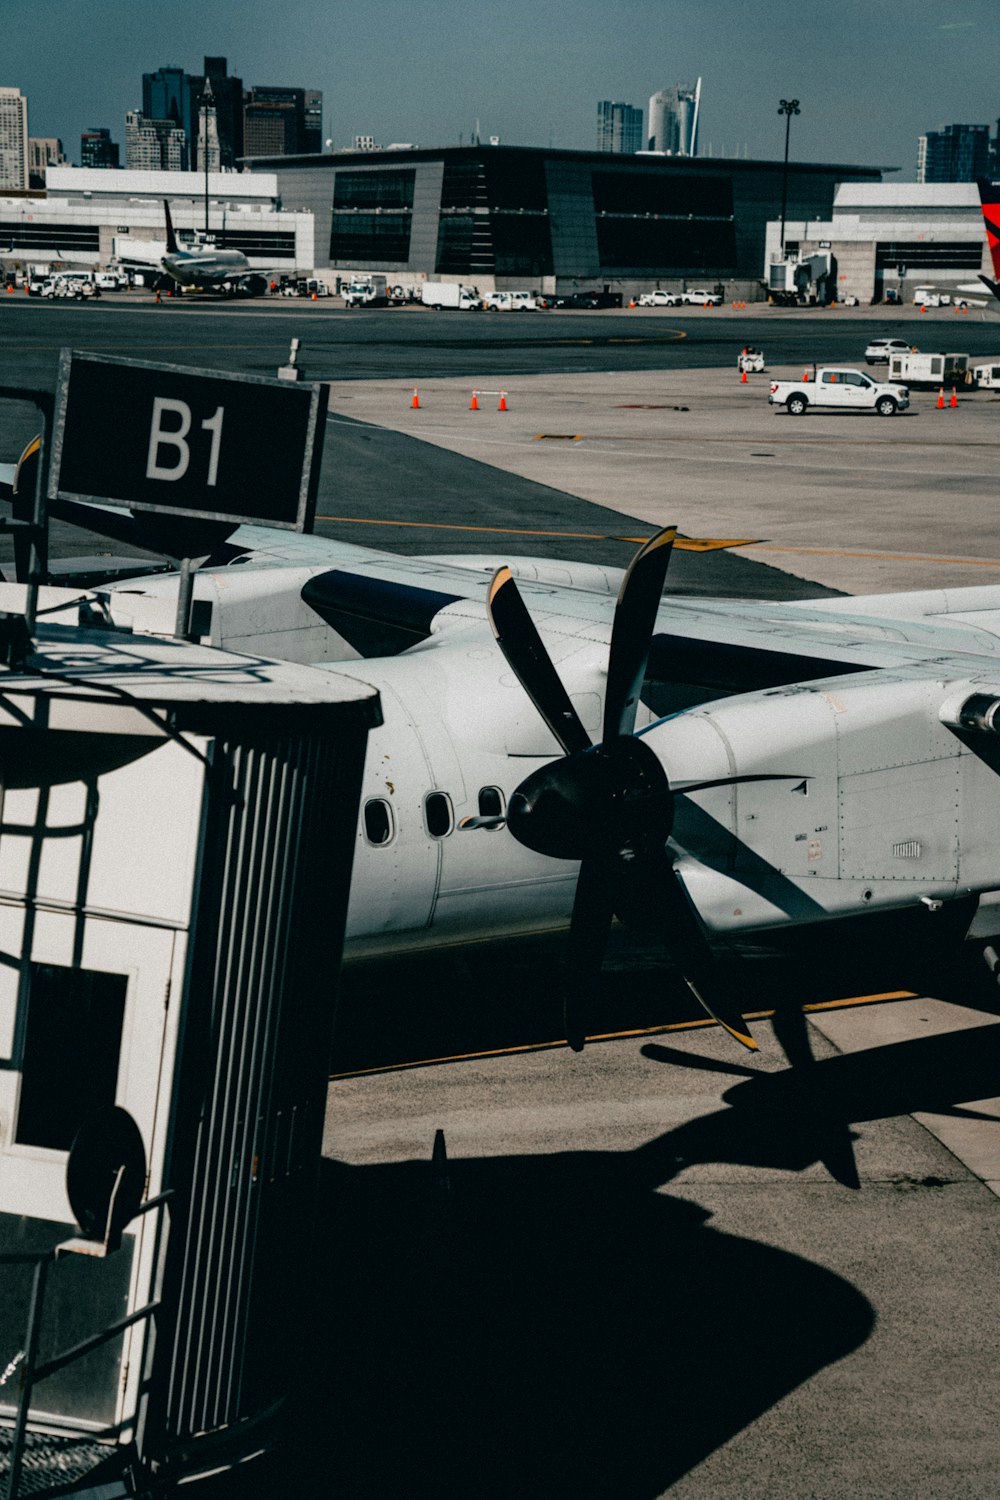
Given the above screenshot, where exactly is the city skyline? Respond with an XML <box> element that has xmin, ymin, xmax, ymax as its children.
<box><xmin>4</xmin><ymin>0</ymin><xmax>1000</xmax><ymax>178</ymax></box>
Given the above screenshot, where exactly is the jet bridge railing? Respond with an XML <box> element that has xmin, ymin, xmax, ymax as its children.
<box><xmin>0</xmin><ymin>1189</ymin><xmax>173</xmax><ymax>1500</ymax></box>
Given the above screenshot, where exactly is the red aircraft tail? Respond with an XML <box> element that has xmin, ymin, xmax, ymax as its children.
<box><xmin>976</xmin><ymin>178</ymin><xmax>1000</xmax><ymax>302</ymax></box>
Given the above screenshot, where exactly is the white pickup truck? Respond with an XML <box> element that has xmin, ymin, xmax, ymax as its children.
<box><xmin>769</xmin><ymin>367</ymin><xmax>909</xmax><ymax>417</ymax></box>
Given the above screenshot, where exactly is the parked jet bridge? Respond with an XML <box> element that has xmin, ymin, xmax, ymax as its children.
<box><xmin>0</xmin><ymin>594</ymin><xmax>380</xmax><ymax>1497</ymax></box>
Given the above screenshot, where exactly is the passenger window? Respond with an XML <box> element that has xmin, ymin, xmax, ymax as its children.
<box><xmin>363</xmin><ymin>798</ymin><xmax>395</xmax><ymax>846</ymax></box>
<box><xmin>478</xmin><ymin>787</ymin><xmax>505</xmax><ymax>818</ymax></box>
<box><xmin>424</xmin><ymin>791</ymin><xmax>454</xmax><ymax>838</ymax></box>
<box><xmin>16</xmin><ymin>964</ymin><xmax>127</xmax><ymax>1151</ymax></box>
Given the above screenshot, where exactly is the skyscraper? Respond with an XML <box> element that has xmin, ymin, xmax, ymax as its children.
<box><xmin>28</xmin><ymin>137</ymin><xmax>65</xmax><ymax>188</ymax></box>
<box><xmin>243</xmin><ymin>86</ymin><xmax>314</xmax><ymax>157</ymax></box>
<box><xmin>597</xmin><ymin>101</ymin><xmax>643</xmax><ymax>154</ymax></box>
<box><xmin>80</xmin><ymin>127</ymin><xmax>120</xmax><ymax>168</ymax></box>
<box><xmin>304</xmin><ymin>89</ymin><xmax>324</xmax><ymax>154</ymax></box>
<box><xmin>125</xmin><ymin>109</ymin><xmax>188</xmax><ymax>171</ymax></box>
<box><xmin>196</xmin><ymin>78</ymin><xmax>221</xmax><ymax>174</ymax></box>
<box><xmin>916</xmin><ymin>123</ymin><xmax>991</xmax><ymax>183</ymax></box>
<box><xmin>199</xmin><ymin>58</ymin><xmax>244</xmax><ymax>169</ymax></box>
<box><xmin>647</xmin><ymin>80</ymin><xmax>701</xmax><ymax>156</ymax></box>
<box><xmin>0</xmin><ymin>87</ymin><xmax>29</xmax><ymax>191</ymax></box>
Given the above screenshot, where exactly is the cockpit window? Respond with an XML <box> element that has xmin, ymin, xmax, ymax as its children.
<box><xmin>363</xmin><ymin>798</ymin><xmax>395</xmax><ymax>846</ymax></box>
<box><xmin>424</xmin><ymin>791</ymin><xmax>454</xmax><ymax>838</ymax></box>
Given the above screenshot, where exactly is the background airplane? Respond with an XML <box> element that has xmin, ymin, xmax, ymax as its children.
<box><xmin>157</xmin><ymin>201</ymin><xmax>270</xmax><ymax>294</ymax></box>
<box><xmin>977</xmin><ymin>176</ymin><xmax>1000</xmax><ymax>303</ymax></box>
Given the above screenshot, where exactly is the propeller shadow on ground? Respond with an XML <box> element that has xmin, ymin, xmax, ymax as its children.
<box><xmin>277</xmin><ymin>1019</ymin><xmax>1000</xmax><ymax>1498</ymax></box>
<box><xmin>283</xmin><ymin>1150</ymin><xmax>872</xmax><ymax>1500</ymax></box>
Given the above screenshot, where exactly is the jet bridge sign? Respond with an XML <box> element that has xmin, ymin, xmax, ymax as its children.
<box><xmin>49</xmin><ymin>351</ymin><xmax>328</xmax><ymax>531</ymax></box>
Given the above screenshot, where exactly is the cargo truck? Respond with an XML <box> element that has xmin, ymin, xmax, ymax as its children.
<box><xmin>420</xmin><ymin>281</ymin><xmax>482</xmax><ymax>310</ymax></box>
<box><xmin>342</xmin><ymin>274</ymin><xmax>387</xmax><ymax>307</ymax></box>
<box><xmin>887</xmin><ymin>351</ymin><xmax>970</xmax><ymax>388</ymax></box>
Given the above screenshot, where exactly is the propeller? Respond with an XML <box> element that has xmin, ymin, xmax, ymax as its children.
<box><xmin>488</xmin><ymin>527</ymin><xmax>795</xmax><ymax>1054</ymax></box>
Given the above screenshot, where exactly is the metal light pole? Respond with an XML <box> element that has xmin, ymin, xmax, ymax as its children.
<box><xmin>200</xmin><ymin>78</ymin><xmax>214</xmax><ymax>235</ymax></box>
<box><xmin>777</xmin><ymin>98</ymin><xmax>800</xmax><ymax>256</ymax></box>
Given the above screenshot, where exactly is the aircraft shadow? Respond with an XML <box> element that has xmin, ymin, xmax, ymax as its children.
<box><xmin>271</xmin><ymin>1021</ymin><xmax>999</xmax><ymax>1498</ymax></box>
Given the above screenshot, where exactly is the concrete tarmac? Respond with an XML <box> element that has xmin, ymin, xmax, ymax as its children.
<box><xmin>328</xmin><ymin>366</ymin><xmax>1000</xmax><ymax>594</ymax></box>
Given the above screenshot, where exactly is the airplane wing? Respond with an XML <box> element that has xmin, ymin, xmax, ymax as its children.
<box><xmin>12</xmin><ymin>474</ymin><xmax>1000</xmax><ymax>693</ymax></box>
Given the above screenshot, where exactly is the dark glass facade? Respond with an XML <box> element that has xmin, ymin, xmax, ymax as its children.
<box><xmin>593</xmin><ymin>168</ymin><xmax>736</xmax><ymax>269</ymax></box>
<box><xmin>330</xmin><ymin>169</ymin><xmax>416</xmax><ymax>263</ymax></box>
<box><xmin>874</xmin><ymin>240</ymin><xmax>985</xmax><ymax>271</ymax></box>
<box><xmin>436</xmin><ymin>154</ymin><xmax>553</xmax><ymax>277</ymax></box>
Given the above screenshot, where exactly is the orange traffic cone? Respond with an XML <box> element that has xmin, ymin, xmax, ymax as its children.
<box><xmin>411</xmin><ymin>388</ymin><xmax>420</xmax><ymax>409</ymax></box>
<box><xmin>498</xmin><ymin>389</ymin><xmax>508</xmax><ymax>411</ymax></box>
<box><xmin>936</xmin><ymin>388</ymin><xmax>945</xmax><ymax>409</ymax></box>
<box><xmin>740</xmin><ymin>368</ymin><xmax>747</xmax><ymax>383</ymax></box>
<box><xmin>311</xmin><ymin>291</ymin><xmax>317</xmax><ymax>300</ymax></box>
<box><xmin>628</xmin><ymin>298</ymin><xmax>636</xmax><ymax>309</ymax></box>
<box><xmin>470</xmin><ymin>389</ymin><xmax>479</xmax><ymax>410</ymax></box>
<box><xmin>950</xmin><ymin>387</ymin><xmax>958</xmax><ymax>408</ymax></box>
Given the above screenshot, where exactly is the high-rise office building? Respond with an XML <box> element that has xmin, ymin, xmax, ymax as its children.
<box><xmin>597</xmin><ymin>101</ymin><xmax>643</xmax><ymax>154</ymax></box>
<box><xmin>125</xmin><ymin>110</ymin><xmax>188</xmax><ymax>171</ymax></box>
<box><xmin>0</xmin><ymin>87</ymin><xmax>29</xmax><ymax>191</ymax></box>
<box><xmin>28</xmin><ymin>137</ymin><xmax>65</xmax><ymax>188</ymax></box>
<box><xmin>142</xmin><ymin>65</ymin><xmax>191</xmax><ymax>140</ymax></box>
<box><xmin>647</xmin><ymin>80</ymin><xmax>701</xmax><ymax>156</ymax></box>
<box><xmin>304</xmin><ymin>89</ymin><xmax>324</xmax><ymax>153</ymax></box>
<box><xmin>81</xmin><ymin>127</ymin><xmax>120</xmax><ymax>168</ymax></box>
<box><xmin>244</xmin><ymin>86</ymin><xmax>308</xmax><ymax>157</ymax></box>
<box><xmin>916</xmin><ymin>123</ymin><xmax>991</xmax><ymax>183</ymax></box>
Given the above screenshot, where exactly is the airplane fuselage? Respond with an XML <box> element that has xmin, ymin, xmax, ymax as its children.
<box><xmin>161</xmin><ymin>247</ymin><xmax>251</xmax><ymax>289</ymax></box>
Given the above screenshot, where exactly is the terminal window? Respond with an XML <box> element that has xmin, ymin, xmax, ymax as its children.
<box><xmin>16</xmin><ymin>963</ymin><xmax>127</xmax><ymax>1152</ymax></box>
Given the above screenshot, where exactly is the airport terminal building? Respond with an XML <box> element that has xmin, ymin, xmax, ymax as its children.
<box><xmin>0</xmin><ymin>167</ymin><xmax>314</xmax><ymax>271</ymax></box>
<box><xmin>5</xmin><ymin>151</ymin><xmax>984</xmax><ymax>306</ymax></box>
<box><xmin>245</xmin><ymin>143</ymin><xmax>885</xmax><ymax>299</ymax></box>
<box><xmin>764</xmin><ymin>182</ymin><xmax>995</xmax><ymax>304</ymax></box>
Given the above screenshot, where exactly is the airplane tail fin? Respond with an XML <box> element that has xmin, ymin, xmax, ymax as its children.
<box><xmin>976</xmin><ymin>178</ymin><xmax>1000</xmax><ymax>297</ymax></box>
<box><xmin>163</xmin><ymin>200</ymin><xmax>179</xmax><ymax>255</ymax></box>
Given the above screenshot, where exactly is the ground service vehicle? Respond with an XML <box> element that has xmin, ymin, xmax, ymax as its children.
<box><xmin>342</xmin><ymin>274</ymin><xmax>387</xmax><ymax>307</ymax></box>
<box><xmin>421</xmin><ymin>282</ymin><xmax>482</xmax><ymax>310</ymax></box>
<box><xmin>682</xmin><ymin>289</ymin><xmax>721</xmax><ymax>306</ymax></box>
<box><xmin>887</xmin><ymin>351</ymin><xmax>970</xmax><ymax>387</ymax></box>
<box><xmin>769</xmin><ymin>367</ymin><xmax>909</xmax><ymax>416</ymax></box>
<box><xmin>864</xmin><ymin>338</ymin><xmax>912</xmax><ymax>364</ymax></box>
<box><xmin>971</xmin><ymin>360</ymin><xmax>1000</xmax><ymax>389</ymax></box>
<box><xmin>483</xmin><ymin>291</ymin><xmax>537</xmax><ymax>311</ymax></box>
<box><xmin>738</xmin><ymin>347</ymin><xmax>765</xmax><ymax>374</ymax></box>
<box><xmin>638</xmin><ymin>290</ymin><xmax>680</xmax><ymax>307</ymax></box>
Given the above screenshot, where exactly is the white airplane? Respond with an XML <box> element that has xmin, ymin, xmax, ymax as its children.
<box><xmin>157</xmin><ymin>201</ymin><xmax>267</xmax><ymax>294</ymax></box>
<box><xmin>9</xmin><ymin>456</ymin><xmax>1000</xmax><ymax>1061</ymax></box>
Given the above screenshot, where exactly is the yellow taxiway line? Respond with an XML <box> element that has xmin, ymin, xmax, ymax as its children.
<box><xmin>329</xmin><ymin>989</ymin><xmax>915</xmax><ymax>1080</ymax></box>
<box><xmin>315</xmin><ymin>514</ymin><xmax>756</xmax><ymax>551</ymax></box>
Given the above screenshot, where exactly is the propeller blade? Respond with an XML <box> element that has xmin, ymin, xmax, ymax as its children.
<box><xmin>603</xmin><ymin>525</ymin><xmax>676</xmax><ymax>743</ymax></box>
<box><xmin>564</xmin><ymin>855</ymin><xmax>615</xmax><ymax>1052</ymax></box>
<box><xmin>487</xmin><ymin>567</ymin><xmax>592</xmax><ymax>756</ymax></box>
<box><xmin>675</xmin><ymin>772</ymin><xmax>811</xmax><ymax>795</ymax></box>
<box><xmin>646</xmin><ymin>853</ymin><xmax>758</xmax><ymax>1052</ymax></box>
